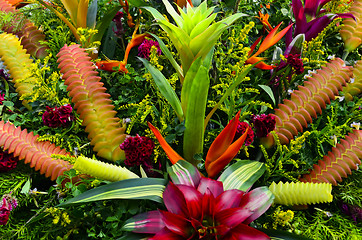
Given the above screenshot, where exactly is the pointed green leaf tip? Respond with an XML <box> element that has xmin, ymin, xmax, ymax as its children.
<box><xmin>58</xmin><ymin>178</ymin><xmax>168</xmax><ymax>207</ymax></box>
<box><xmin>218</xmin><ymin>160</ymin><xmax>266</xmax><ymax>192</ymax></box>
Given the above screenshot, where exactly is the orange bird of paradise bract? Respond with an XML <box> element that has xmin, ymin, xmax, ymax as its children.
<box><xmin>148</xmin><ymin>111</ymin><xmax>248</xmax><ymax>178</ymax></box>
<box><xmin>96</xmin><ymin>25</ymin><xmax>150</xmax><ymax>73</ymax></box>
<box><xmin>245</xmin><ymin>22</ymin><xmax>293</xmax><ymax>70</ymax></box>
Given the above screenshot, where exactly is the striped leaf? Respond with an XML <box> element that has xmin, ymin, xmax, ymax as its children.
<box><xmin>218</xmin><ymin>160</ymin><xmax>266</xmax><ymax>192</ymax></box>
<box><xmin>167</xmin><ymin>160</ymin><xmax>201</xmax><ymax>188</ymax></box>
<box><xmin>58</xmin><ymin>178</ymin><xmax>167</xmax><ymax>207</ymax></box>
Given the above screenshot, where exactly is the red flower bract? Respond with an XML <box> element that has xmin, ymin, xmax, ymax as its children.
<box><xmin>252</xmin><ymin>114</ymin><xmax>276</xmax><ymax>138</ymax></box>
<box><xmin>127</xmin><ymin>177</ymin><xmax>271</xmax><ymax>239</ymax></box>
<box><xmin>0</xmin><ymin>150</ymin><xmax>18</xmax><ymax>172</ymax></box>
<box><xmin>42</xmin><ymin>104</ymin><xmax>74</xmax><ymax>128</ymax></box>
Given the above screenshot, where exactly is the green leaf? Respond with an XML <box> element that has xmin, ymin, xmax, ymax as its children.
<box><xmin>183</xmin><ymin>65</ymin><xmax>210</xmax><ymax>163</ymax></box>
<box><xmin>148</xmin><ymin>33</ymin><xmax>183</xmax><ymax>79</ymax></box>
<box><xmin>162</xmin><ymin>0</ymin><xmax>183</xmax><ymax>29</ymax></box>
<box><xmin>127</xmin><ymin>0</ymin><xmax>150</xmax><ymax>7</ymax></box>
<box><xmin>181</xmin><ymin>57</ymin><xmax>203</xmax><ymax>113</ymax></box>
<box><xmin>259</xmin><ymin>84</ymin><xmax>276</xmax><ymax>106</ymax></box>
<box><xmin>138</xmin><ymin>57</ymin><xmax>184</xmax><ymax>122</ymax></box>
<box><xmin>167</xmin><ymin>160</ymin><xmax>201</xmax><ymax>187</ymax></box>
<box><xmin>102</xmin><ymin>22</ymin><xmax>118</xmax><ymax>59</ymax></box>
<box><xmin>218</xmin><ymin>160</ymin><xmax>266</xmax><ymax>191</ymax></box>
<box><xmin>20</xmin><ymin>179</ymin><xmax>31</xmax><ymax>195</ymax></box>
<box><xmin>58</xmin><ymin>178</ymin><xmax>167</xmax><ymax>207</ymax></box>
<box><xmin>205</xmin><ymin>63</ymin><xmax>256</xmax><ymax>126</ymax></box>
<box><xmin>86</xmin><ymin>0</ymin><xmax>97</xmax><ymax>29</ymax></box>
<box><xmin>91</xmin><ymin>6</ymin><xmax>122</xmax><ymax>43</ymax></box>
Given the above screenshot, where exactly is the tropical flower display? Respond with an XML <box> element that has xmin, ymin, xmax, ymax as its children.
<box><xmin>0</xmin><ymin>0</ymin><xmax>361</xmax><ymax>239</ymax></box>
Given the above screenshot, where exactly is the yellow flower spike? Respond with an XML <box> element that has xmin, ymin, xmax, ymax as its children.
<box><xmin>0</xmin><ymin>33</ymin><xmax>36</xmax><ymax>109</ymax></box>
<box><xmin>269</xmin><ymin>181</ymin><xmax>333</xmax><ymax>206</ymax></box>
<box><xmin>73</xmin><ymin>156</ymin><xmax>139</xmax><ymax>182</ymax></box>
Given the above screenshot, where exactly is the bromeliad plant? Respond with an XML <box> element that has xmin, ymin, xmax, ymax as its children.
<box><xmin>139</xmin><ymin>0</ymin><xmax>255</xmax><ymax>164</ymax></box>
<box><xmin>122</xmin><ymin>160</ymin><xmax>273</xmax><ymax>239</ymax></box>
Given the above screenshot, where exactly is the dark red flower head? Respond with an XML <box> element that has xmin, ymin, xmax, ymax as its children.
<box><xmin>120</xmin><ymin>134</ymin><xmax>155</xmax><ymax>170</ymax></box>
<box><xmin>138</xmin><ymin>39</ymin><xmax>162</xmax><ymax>60</ymax></box>
<box><xmin>0</xmin><ymin>150</ymin><xmax>18</xmax><ymax>172</ymax></box>
<box><xmin>112</xmin><ymin>11</ymin><xmax>125</xmax><ymax>38</ymax></box>
<box><xmin>0</xmin><ymin>69</ymin><xmax>9</xmax><ymax>81</ymax></box>
<box><xmin>234</xmin><ymin>121</ymin><xmax>254</xmax><ymax>146</ymax></box>
<box><xmin>42</xmin><ymin>104</ymin><xmax>74</xmax><ymax>128</ymax></box>
<box><xmin>252</xmin><ymin>114</ymin><xmax>276</xmax><ymax>138</ymax></box>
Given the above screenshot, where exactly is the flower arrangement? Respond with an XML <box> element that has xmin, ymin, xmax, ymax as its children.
<box><xmin>0</xmin><ymin>0</ymin><xmax>361</xmax><ymax>239</ymax></box>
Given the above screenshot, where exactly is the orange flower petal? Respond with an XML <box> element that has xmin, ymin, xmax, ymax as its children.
<box><xmin>148</xmin><ymin>122</ymin><xmax>185</xmax><ymax>164</ymax></box>
<box><xmin>205</xmin><ymin>110</ymin><xmax>240</xmax><ymax>170</ymax></box>
<box><xmin>206</xmin><ymin>127</ymin><xmax>249</xmax><ymax>178</ymax></box>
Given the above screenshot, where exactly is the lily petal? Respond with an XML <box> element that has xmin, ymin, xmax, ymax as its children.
<box><xmin>215</xmin><ymin>189</ymin><xmax>245</xmax><ymax>212</ymax></box>
<box><xmin>215</xmin><ymin>207</ymin><xmax>253</xmax><ymax>229</ymax></box>
<box><xmin>148</xmin><ymin>122</ymin><xmax>185</xmax><ymax>164</ymax></box>
<box><xmin>177</xmin><ymin>185</ymin><xmax>203</xmax><ymax>220</ymax></box>
<box><xmin>163</xmin><ymin>182</ymin><xmax>189</xmax><ymax>217</ymax></box>
<box><xmin>150</xmin><ymin>228</ymin><xmax>185</xmax><ymax>240</ymax></box>
<box><xmin>239</xmin><ymin>186</ymin><xmax>275</xmax><ymax>224</ymax></box>
<box><xmin>201</xmin><ymin>188</ymin><xmax>217</xmax><ymax>220</ymax></box>
<box><xmin>222</xmin><ymin>223</ymin><xmax>270</xmax><ymax>240</ymax></box>
<box><xmin>197</xmin><ymin>177</ymin><xmax>224</xmax><ymax>197</ymax></box>
<box><xmin>292</xmin><ymin>0</ymin><xmax>307</xmax><ymax>35</ymax></box>
<box><xmin>160</xmin><ymin>210</ymin><xmax>192</xmax><ymax>238</ymax></box>
<box><xmin>122</xmin><ymin>210</ymin><xmax>165</xmax><ymax>233</ymax></box>
<box><xmin>206</xmin><ymin>127</ymin><xmax>249</xmax><ymax>178</ymax></box>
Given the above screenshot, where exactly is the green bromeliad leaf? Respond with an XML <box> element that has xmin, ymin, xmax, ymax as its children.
<box><xmin>138</xmin><ymin>57</ymin><xmax>184</xmax><ymax>122</ymax></box>
<box><xmin>218</xmin><ymin>160</ymin><xmax>266</xmax><ymax>192</ymax></box>
<box><xmin>167</xmin><ymin>160</ymin><xmax>201</xmax><ymax>188</ymax></box>
<box><xmin>58</xmin><ymin>178</ymin><xmax>167</xmax><ymax>206</ymax></box>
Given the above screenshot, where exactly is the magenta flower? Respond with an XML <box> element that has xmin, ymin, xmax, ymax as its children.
<box><xmin>0</xmin><ymin>91</ymin><xmax>4</xmax><ymax>105</ymax></box>
<box><xmin>286</xmin><ymin>0</ymin><xmax>355</xmax><ymax>47</ymax></box>
<box><xmin>252</xmin><ymin>114</ymin><xmax>276</xmax><ymax>138</ymax></box>
<box><xmin>138</xmin><ymin>39</ymin><xmax>162</xmax><ymax>59</ymax></box>
<box><xmin>0</xmin><ymin>199</ymin><xmax>10</xmax><ymax>226</ymax></box>
<box><xmin>0</xmin><ymin>150</ymin><xmax>18</xmax><ymax>172</ymax></box>
<box><xmin>340</xmin><ymin>202</ymin><xmax>362</xmax><ymax>223</ymax></box>
<box><xmin>234</xmin><ymin>121</ymin><xmax>254</xmax><ymax>146</ymax></box>
<box><xmin>123</xmin><ymin>160</ymin><xmax>273</xmax><ymax>239</ymax></box>
<box><xmin>42</xmin><ymin>104</ymin><xmax>74</xmax><ymax>128</ymax></box>
<box><xmin>0</xmin><ymin>194</ymin><xmax>17</xmax><ymax>226</ymax></box>
<box><xmin>120</xmin><ymin>135</ymin><xmax>155</xmax><ymax>171</ymax></box>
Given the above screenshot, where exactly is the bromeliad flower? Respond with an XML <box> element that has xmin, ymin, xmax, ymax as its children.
<box><xmin>123</xmin><ymin>160</ymin><xmax>273</xmax><ymax>239</ymax></box>
<box><xmin>245</xmin><ymin>23</ymin><xmax>293</xmax><ymax>70</ymax></box>
<box><xmin>286</xmin><ymin>0</ymin><xmax>355</xmax><ymax>47</ymax></box>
